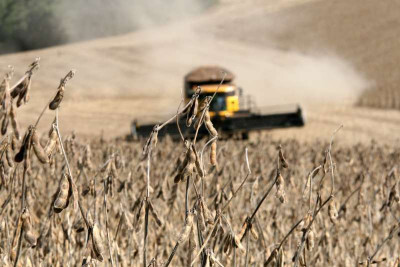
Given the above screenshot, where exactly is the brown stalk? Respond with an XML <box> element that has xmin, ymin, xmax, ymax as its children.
<box><xmin>328</xmin><ymin>125</ymin><xmax>343</xmax><ymax>196</ymax></box>
<box><xmin>9</xmin><ymin>57</ymin><xmax>40</xmax><ymax>93</ymax></box>
<box><xmin>264</xmin><ymin>218</ymin><xmax>303</xmax><ymax>265</ymax></box>
<box><xmin>366</xmin><ymin>223</ymin><xmax>400</xmax><ymax>267</ymax></box>
<box><xmin>155</xmin><ymin>100</ymin><xmax>194</xmax><ymax>132</ymax></box>
<box><xmin>164</xmin><ymin>212</ymin><xmax>195</xmax><ymax>267</ymax></box>
<box><xmin>53</xmin><ymin>109</ymin><xmax>79</xmax><ymax>212</ymax></box>
<box><xmin>34</xmin><ymin>70</ymin><xmax>76</xmax><ymax>128</ymax></box>
<box><xmin>293</xmin><ymin>194</ymin><xmax>333</xmax><ymax>267</ymax></box>
<box><xmin>292</xmin><ymin>126</ymin><xmax>341</xmax><ymax>266</ymax></box>
<box><xmin>142</xmin><ymin>133</ymin><xmax>155</xmax><ymax>267</ymax></box>
<box><xmin>103</xmin><ymin>180</ymin><xmax>115</xmax><ymax>267</ymax></box>
<box><xmin>240</xmin><ymin>164</ymin><xmax>280</xmax><ymax>243</ymax></box>
<box><xmin>190</xmin><ymin>148</ymin><xmax>251</xmax><ymax>266</ymax></box>
<box><xmin>13</xmin><ymin>129</ymin><xmax>33</xmax><ymax>267</ymax></box>
<box><xmin>193</xmin><ymin>73</ymin><xmax>226</xmax><ymax>144</ymax></box>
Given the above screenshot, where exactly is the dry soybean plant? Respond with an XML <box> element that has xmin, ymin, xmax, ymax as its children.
<box><xmin>0</xmin><ymin>61</ymin><xmax>399</xmax><ymax>267</ymax></box>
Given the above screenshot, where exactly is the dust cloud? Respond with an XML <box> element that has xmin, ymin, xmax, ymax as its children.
<box><xmin>55</xmin><ymin>0</ymin><xmax>215</xmax><ymax>43</ymax></box>
<box><xmin>136</xmin><ymin>22</ymin><xmax>370</xmax><ymax>111</ymax></box>
<box><xmin>233</xmin><ymin>50</ymin><xmax>370</xmax><ymax>107</ymax></box>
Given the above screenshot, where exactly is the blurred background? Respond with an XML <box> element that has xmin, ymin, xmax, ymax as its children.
<box><xmin>1</xmin><ymin>0</ymin><xmax>400</xmax><ymax>143</ymax></box>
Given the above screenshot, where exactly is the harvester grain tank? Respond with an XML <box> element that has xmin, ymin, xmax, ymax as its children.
<box><xmin>131</xmin><ymin>66</ymin><xmax>304</xmax><ymax>139</ymax></box>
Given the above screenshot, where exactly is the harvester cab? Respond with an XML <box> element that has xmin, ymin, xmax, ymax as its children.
<box><xmin>186</xmin><ymin>84</ymin><xmax>240</xmax><ymax>118</ymax></box>
<box><xmin>131</xmin><ymin>66</ymin><xmax>305</xmax><ymax>140</ymax></box>
<box><xmin>184</xmin><ymin>66</ymin><xmax>240</xmax><ymax>118</ymax></box>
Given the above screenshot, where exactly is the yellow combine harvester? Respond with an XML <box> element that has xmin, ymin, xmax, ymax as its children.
<box><xmin>131</xmin><ymin>66</ymin><xmax>304</xmax><ymax>139</ymax></box>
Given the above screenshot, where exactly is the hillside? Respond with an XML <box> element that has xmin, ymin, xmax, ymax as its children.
<box><xmin>0</xmin><ymin>0</ymin><xmax>399</xmax><ymax>143</ymax></box>
<box><xmin>213</xmin><ymin>0</ymin><xmax>400</xmax><ymax>109</ymax></box>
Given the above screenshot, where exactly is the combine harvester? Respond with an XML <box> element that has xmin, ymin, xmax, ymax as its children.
<box><xmin>131</xmin><ymin>66</ymin><xmax>305</xmax><ymax>139</ymax></box>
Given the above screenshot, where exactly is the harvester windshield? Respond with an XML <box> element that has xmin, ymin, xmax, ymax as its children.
<box><xmin>194</xmin><ymin>92</ymin><xmax>233</xmax><ymax>112</ymax></box>
<box><xmin>209</xmin><ymin>95</ymin><xmax>226</xmax><ymax>111</ymax></box>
